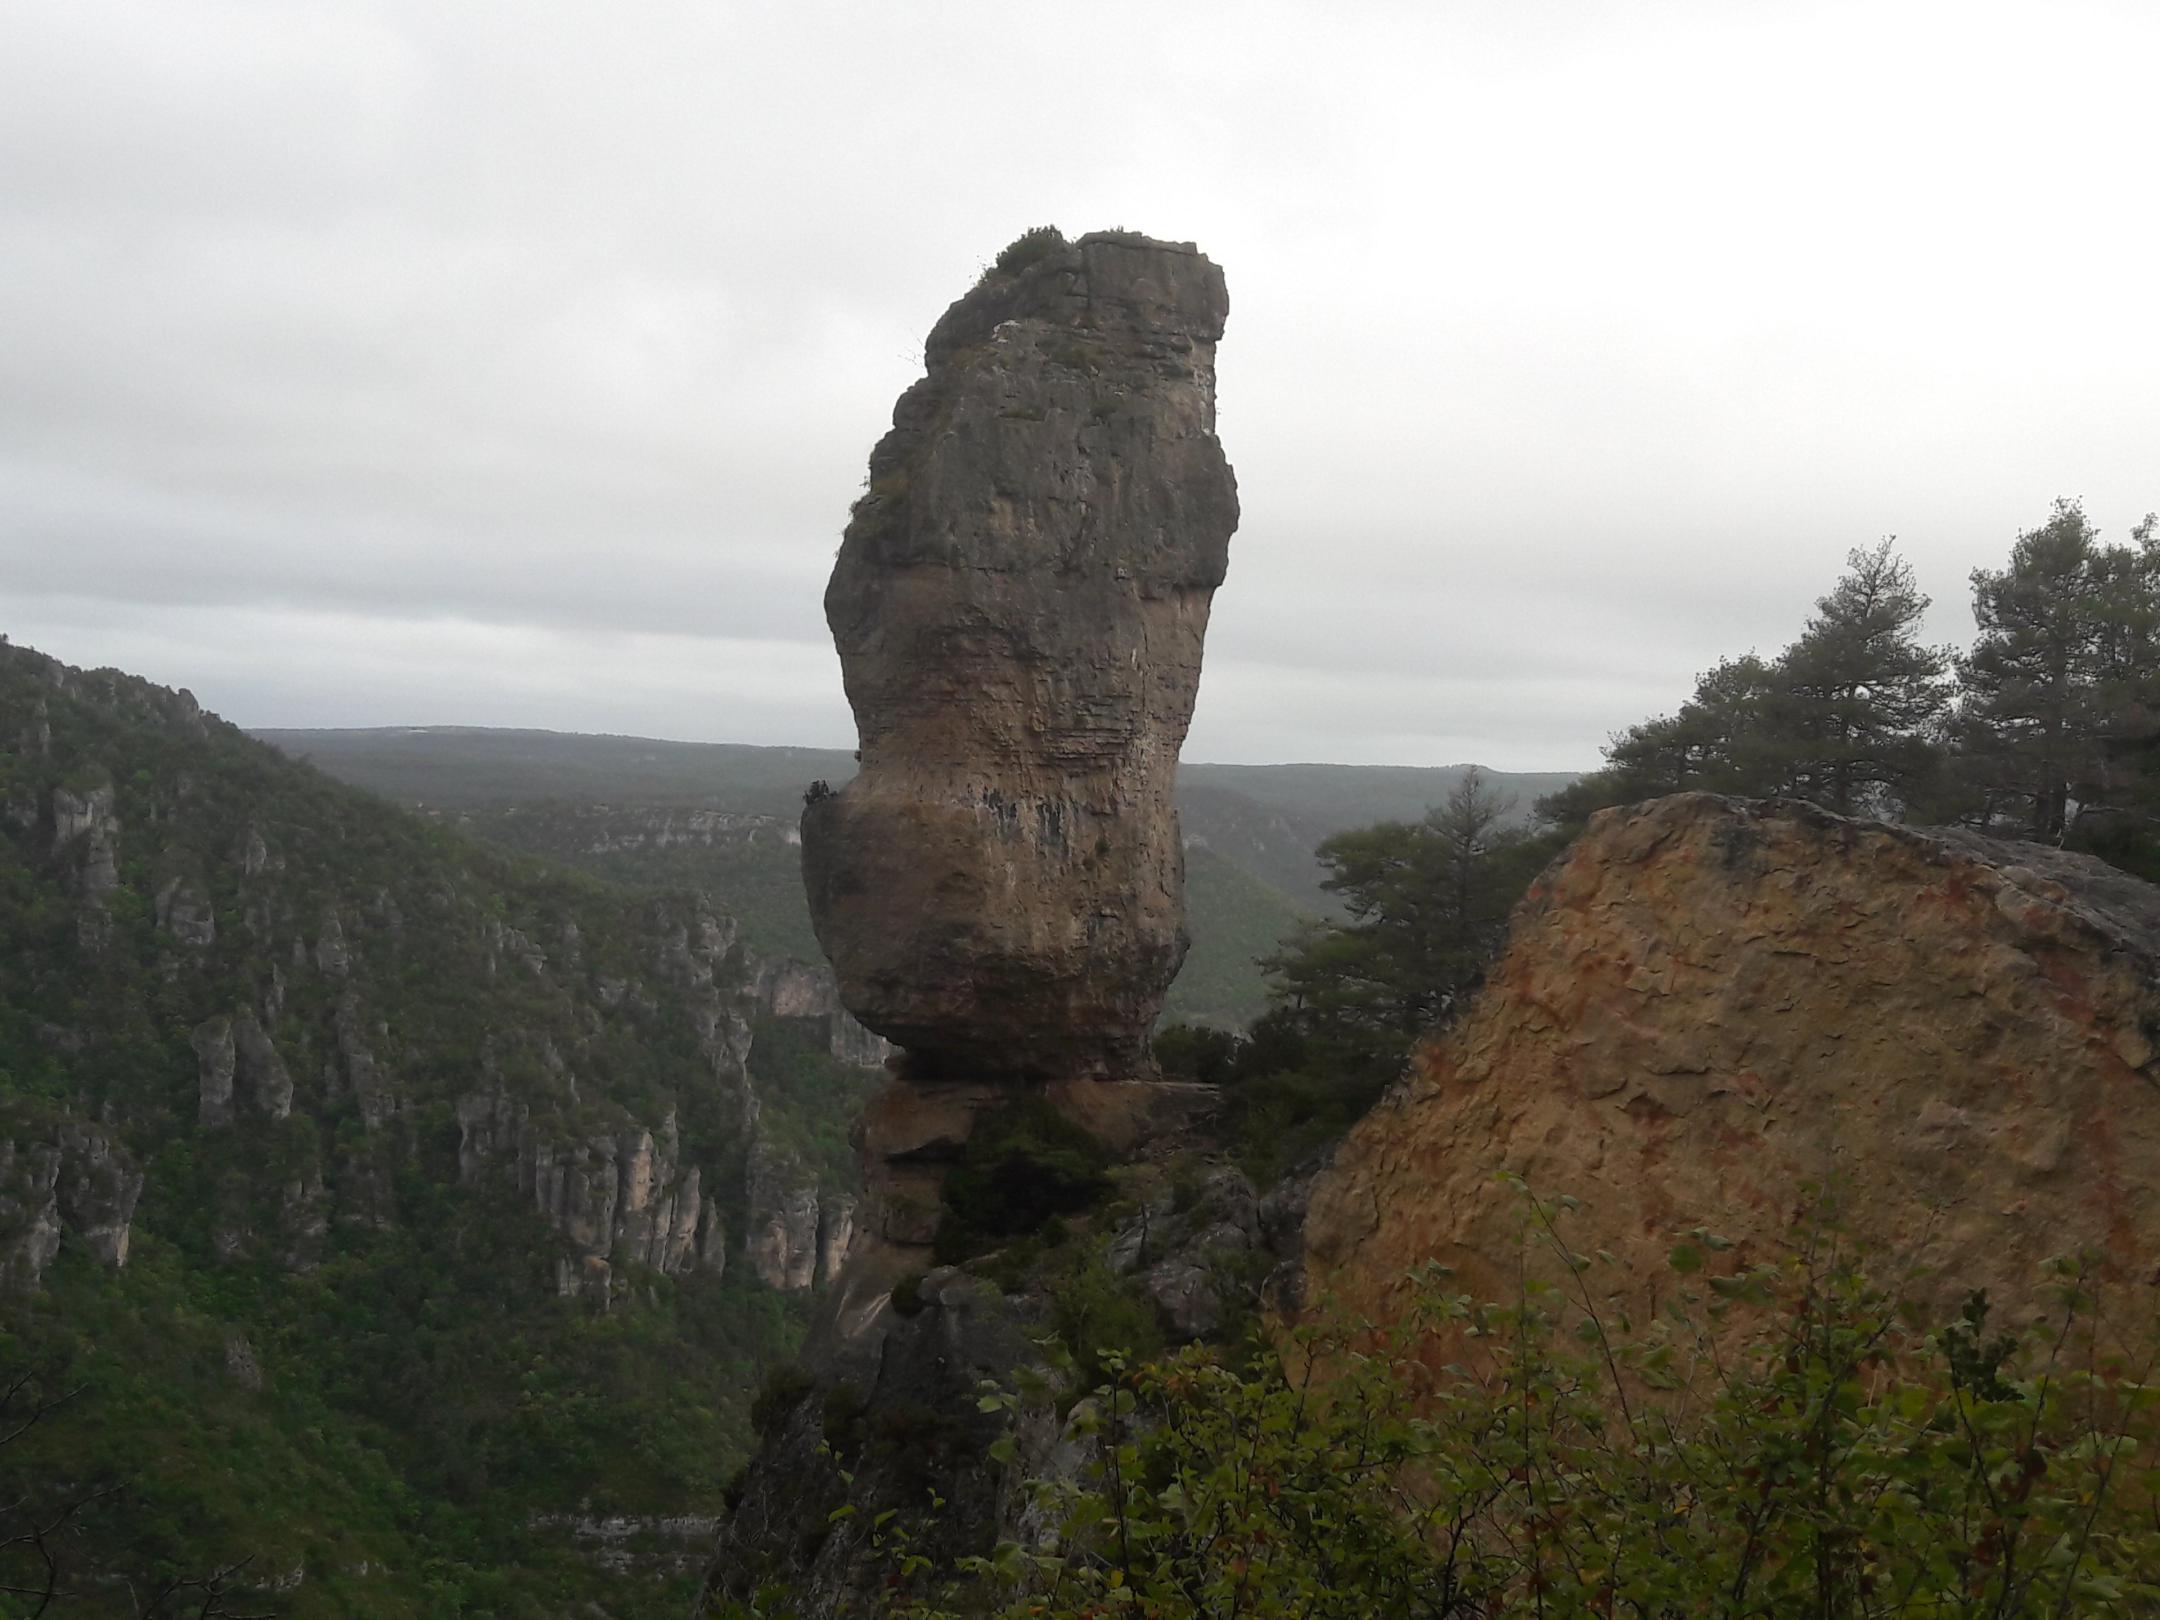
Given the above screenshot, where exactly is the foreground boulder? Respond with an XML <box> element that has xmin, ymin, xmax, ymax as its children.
<box><xmin>802</xmin><ymin>228</ymin><xmax>1240</xmax><ymax>1086</ymax></box>
<box><xmin>1304</xmin><ymin>794</ymin><xmax>2160</xmax><ymax>1327</ymax></box>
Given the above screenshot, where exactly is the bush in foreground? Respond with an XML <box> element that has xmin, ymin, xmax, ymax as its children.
<box><xmin>866</xmin><ymin>1192</ymin><xmax>2160</xmax><ymax>1619</ymax></box>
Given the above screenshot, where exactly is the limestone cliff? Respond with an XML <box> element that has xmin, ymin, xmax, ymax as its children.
<box><xmin>748</xmin><ymin>958</ymin><xmax>891</xmax><ymax>1069</ymax></box>
<box><xmin>0</xmin><ymin>640</ymin><xmax>863</xmax><ymax>1300</ymax></box>
<box><xmin>0</xmin><ymin>1120</ymin><xmax>141</xmax><ymax>1290</ymax></box>
<box><xmin>0</xmin><ymin>637</ymin><xmax>881</xmax><ymax>1610</ymax></box>
<box><xmin>1303</xmin><ymin>794</ymin><xmax>2160</xmax><ymax>1329</ymax></box>
<box><xmin>802</xmin><ymin>228</ymin><xmax>1239</xmax><ymax>1085</ymax></box>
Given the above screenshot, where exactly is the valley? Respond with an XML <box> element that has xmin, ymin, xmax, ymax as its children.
<box><xmin>253</xmin><ymin>725</ymin><xmax>1575</xmax><ymax>1030</ymax></box>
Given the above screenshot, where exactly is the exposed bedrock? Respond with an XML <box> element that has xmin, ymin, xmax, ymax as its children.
<box><xmin>1302</xmin><ymin>793</ymin><xmax>2160</xmax><ymax>1334</ymax></box>
<box><xmin>802</xmin><ymin>229</ymin><xmax>1239</xmax><ymax>1087</ymax></box>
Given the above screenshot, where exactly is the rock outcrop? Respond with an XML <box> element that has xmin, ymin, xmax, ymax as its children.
<box><xmin>53</xmin><ymin>1119</ymin><xmax>143</xmax><ymax>1266</ymax></box>
<box><xmin>748</xmin><ymin>959</ymin><xmax>891</xmax><ymax>1069</ymax></box>
<box><xmin>699</xmin><ymin>1268</ymin><xmax>1038</xmax><ymax>1616</ymax></box>
<box><xmin>699</xmin><ymin>1157</ymin><xmax>1296</xmax><ymax>1617</ymax></box>
<box><xmin>0</xmin><ymin>1119</ymin><xmax>142</xmax><ymax>1289</ymax></box>
<box><xmin>444</xmin><ymin>912</ymin><xmax>879</xmax><ymax>1300</ymax></box>
<box><xmin>0</xmin><ymin>1138</ymin><xmax>62</xmax><ymax>1291</ymax></box>
<box><xmin>702</xmin><ymin>233</ymin><xmax>1246</xmax><ymax>1613</ymax></box>
<box><xmin>156</xmin><ymin>873</ymin><xmax>217</xmax><ymax>946</ymax></box>
<box><xmin>1303</xmin><ymin>794</ymin><xmax>2160</xmax><ymax>1332</ymax></box>
<box><xmin>1103</xmin><ymin>1164</ymin><xmax>1264</xmax><ymax>1340</ymax></box>
<box><xmin>233</xmin><ymin>1013</ymin><xmax>296</xmax><ymax>1120</ymax></box>
<box><xmin>51</xmin><ymin>781</ymin><xmax>120</xmax><ymax>896</ymax></box>
<box><xmin>193</xmin><ymin>1016</ymin><xmax>238</xmax><ymax>1128</ymax></box>
<box><xmin>743</xmin><ymin>1141</ymin><xmax>825</xmax><ymax>1291</ymax></box>
<box><xmin>193</xmin><ymin>1012</ymin><xmax>296</xmax><ymax>1126</ymax></box>
<box><xmin>802</xmin><ymin>229</ymin><xmax>1239</xmax><ymax>1086</ymax></box>
<box><xmin>457</xmin><ymin>1088</ymin><xmax>737</xmax><ymax>1298</ymax></box>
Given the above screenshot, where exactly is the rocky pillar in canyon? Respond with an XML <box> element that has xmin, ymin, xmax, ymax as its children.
<box><xmin>802</xmin><ymin>228</ymin><xmax>1238</xmax><ymax>1276</ymax></box>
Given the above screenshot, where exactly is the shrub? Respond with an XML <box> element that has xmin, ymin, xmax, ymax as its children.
<box><xmin>819</xmin><ymin>1381</ymin><xmax>867</xmax><ymax>1458</ymax></box>
<box><xmin>933</xmin><ymin>1101</ymin><xmax>1110</xmax><ymax>1264</ymax></box>
<box><xmin>747</xmin><ymin>1363</ymin><xmax>815</xmax><ymax>1439</ymax></box>
<box><xmin>1040</xmin><ymin>338</ymin><xmax>1103</xmax><ymax>376</ymax></box>
<box><xmin>990</xmin><ymin>226</ymin><xmax>1065</xmax><ymax>278</ymax></box>
<box><xmin>1046</xmin><ymin>1255</ymin><xmax>1163</xmax><ymax>1393</ymax></box>
<box><xmin>886</xmin><ymin>1190</ymin><xmax>2160</xmax><ymax>1619</ymax></box>
<box><xmin>888</xmin><ymin>1271</ymin><xmax>927</xmax><ymax>1318</ymax></box>
<box><xmin>1152</xmin><ymin>1022</ymin><xmax>1240</xmax><ymax>1087</ymax></box>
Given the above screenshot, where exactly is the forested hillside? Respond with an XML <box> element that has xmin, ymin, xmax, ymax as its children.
<box><xmin>256</xmin><ymin>728</ymin><xmax>1573</xmax><ymax>1029</ymax></box>
<box><xmin>0</xmin><ymin>640</ymin><xmax>880</xmax><ymax>1617</ymax></box>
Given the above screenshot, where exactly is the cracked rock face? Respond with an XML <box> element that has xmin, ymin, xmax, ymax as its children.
<box><xmin>802</xmin><ymin>231</ymin><xmax>1239</xmax><ymax>1083</ymax></box>
<box><xmin>1303</xmin><ymin>793</ymin><xmax>2160</xmax><ymax>1334</ymax></box>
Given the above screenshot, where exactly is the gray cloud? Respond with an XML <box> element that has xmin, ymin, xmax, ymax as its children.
<box><xmin>5</xmin><ymin>0</ymin><xmax>2157</xmax><ymax>771</ymax></box>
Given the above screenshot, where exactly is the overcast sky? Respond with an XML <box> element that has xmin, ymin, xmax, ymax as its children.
<box><xmin>4</xmin><ymin>1</ymin><xmax>2156</xmax><ymax>770</ymax></box>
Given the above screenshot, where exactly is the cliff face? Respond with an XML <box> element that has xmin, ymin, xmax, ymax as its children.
<box><xmin>0</xmin><ymin>640</ymin><xmax>885</xmax><ymax>1302</ymax></box>
<box><xmin>1303</xmin><ymin>794</ymin><xmax>2160</xmax><ymax>1328</ymax></box>
<box><xmin>0</xmin><ymin>1121</ymin><xmax>141</xmax><ymax>1289</ymax></box>
<box><xmin>803</xmin><ymin>229</ymin><xmax>1239</xmax><ymax>1084</ymax></box>
<box><xmin>0</xmin><ymin>638</ymin><xmax>889</xmax><ymax>1612</ymax></box>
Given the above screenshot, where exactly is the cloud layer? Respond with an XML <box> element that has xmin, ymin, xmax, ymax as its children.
<box><xmin>6</xmin><ymin>0</ymin><xmax>2157</xmax><ymax>768</ymax></box>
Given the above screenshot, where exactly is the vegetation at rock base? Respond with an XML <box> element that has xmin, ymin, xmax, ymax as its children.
<box><xmin>932</xmin><ymin>1102</ymin><xmax>1112</xmax><ymax>1266</ymax></box>
<box><xmin>735</xmin><ymin>1194</ymin><xmax>2160</xmax><ymax>1619</ymax></box>
<box><xmin>1259</xmin><ymin>769</ymin><xmax>1549</xmax><ymax>1082</ymax></box>
<box><xmin>1160</xmin><ymin>770</ymin><xmax>1558</xmax><ymax>1184</ymax></box>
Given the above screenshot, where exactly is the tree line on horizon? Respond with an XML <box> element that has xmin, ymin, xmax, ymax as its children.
<box><xmin>1541</xmin><ymin>498</ymin><xmax>2160</xmax><ymax>868</ymax></box>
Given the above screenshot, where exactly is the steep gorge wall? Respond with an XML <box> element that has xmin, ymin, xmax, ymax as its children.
<box><xmin>1303</xmin><ymin>794</ymin><xmax>2160</xmax><ymax>1329</ymax></box>
<box><xmin>0</xmin><ymin>641</ymin><xmax>866</xmax><ymax>1299</ymax></box>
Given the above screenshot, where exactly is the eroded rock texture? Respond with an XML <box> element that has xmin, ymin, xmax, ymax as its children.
<box><xmin>803</xmin><ymin>230</ymin><xmax>1239</xmax><ymax>1085</ymax></box>
<box><xmin>0</xmin><ymin>1122</ymin><xmax>141</xmax><ymax>1290</ymax></box>
<box><xmin>1303</xmin><ymin>794</ymin><xmax>2160</xmax><ymax>1332</ymax></box>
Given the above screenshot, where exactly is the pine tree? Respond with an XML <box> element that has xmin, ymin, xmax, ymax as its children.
<box><xmin>1543</xmin><ymin>541</ymin><xmax>1948</xmax><ymax>830</ymax></box>
<box><xmin>2073</xmin><ymin>513</ymin><xmax>2160</xmax><ymax>865</ymax></box>
<box><xmin>1954</xmin><ymin>500</ymin><xmax>2108</xmax><ymax>840</ymax></box>
<box><xmin>1264</xmin><ymin>769</ymin><xmax>1543</xmax><ymax>1078</ymax></box>
<box><xmin>1779</xmin><ymin>538</ymin><xmax>1951</xmax><ymax>815</ymax></box>
<box><xmin>1596</xmin><ymin>654</ymin><xmax>1791</xmax><ymax>799</ymax></box>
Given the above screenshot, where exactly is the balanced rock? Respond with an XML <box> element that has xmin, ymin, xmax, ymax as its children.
<box><xmin>802</xmin><ymin>228</ymin><xmax>1239</xmax><ymax>1085</ymax></box>
<box><xmin>1303</xmin><ymin>794</ymin><xmax>2160</xmax><ymax>1330</ymax></box>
